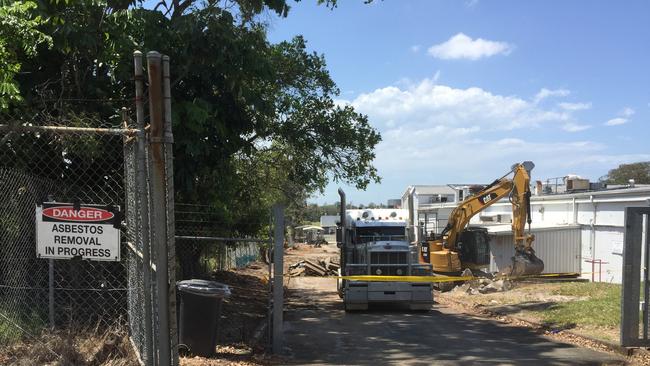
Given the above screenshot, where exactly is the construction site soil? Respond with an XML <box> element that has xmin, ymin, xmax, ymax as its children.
<box><xmin>5</xmin><ymin>242</ymin><xmax>644</xmax><ymax>365</ymax></box>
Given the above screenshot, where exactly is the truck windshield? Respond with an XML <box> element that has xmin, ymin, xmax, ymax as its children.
<box><xmin>355</xmin><ymin>226</ymin><xmax>406</xmax><ymax>243</ymax></box>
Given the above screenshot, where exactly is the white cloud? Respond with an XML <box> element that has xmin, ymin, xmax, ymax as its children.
<box><xmin>558</xmin><ymin>102</ymin><xmax>591</xmax><ymax>111</ymax></box>
<box><xmin>410</xmin><ymin>45</ymin><xmax>421</xmax><ymax>53</ymax></box>
<box><xmin>427</xmin><ymin>33</ymin><xmax>513</xmax><ymax>60</ymax></box>
<box><xmin>465</xmin><ymin>0</ymin><xmax>479</xmax><ymax>8</ymax></box>
<box><xmin>533</xmin><ymin>88</ymin><xmax>570</xmax><ymax>104</ymax></box>
<box><xmin>316</xmin><ymin>79</ymin><xmax>646</xmax><ymax>204</ymax></box>
<box><xmin>620</xmin><ymin>107</ymin><xmax>635</xmax><ymax>117</ymax></box>
<box><xmin>604</xmin><ymin>117</ymin><xmax>627</xmax><ymax>126</ymax></box>
<box><xmin>349</xmin><ymin>78</ymin><xmax>570</xmax><ymax>131</ymax></box>
<box><xmin>562</xmin><ymin>123</ymin><xmax>591</xmax><ymax>132</ymax></box>
<box><xmin>329</xmin><ymin>77</ymin><xmax>643</xmax><ymax>192</ymax></box>
<box><xmin>603</xmin><ymin>107</ymin><xmax>634</xmax><ymax>127</ymax></box>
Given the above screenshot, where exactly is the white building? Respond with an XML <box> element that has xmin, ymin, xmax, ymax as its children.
<box><xmin>405</xmin><ymin>183</ymin><xmax>650</xmax><ymax>283</ymax></box>
<box><xmin>401</xmin><ymin>184</ymin><xmax>482</xmax><ymax>236</ymax></box>
<box><xmin>320</xmin><ymin>215</ymin><xmax>339</xmax><ymax>234</ymax></box>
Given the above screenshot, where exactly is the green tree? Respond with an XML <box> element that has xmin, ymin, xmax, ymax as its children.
<box><xmin>0</xmin><ymin>1</ymin><xmax>52</xmax><ymax>108</ymax></box>
<box><xmin>2</xmin><ymin>0</ymin><xmax>381</xmax><ymax>238</ymax></box>
<box><xmin>602</xmin><ymin>162</ymin><xmax>650</xmax><ymax>184</ymax></box>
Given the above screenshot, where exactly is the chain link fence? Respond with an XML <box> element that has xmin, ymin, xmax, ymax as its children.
<box><xmin>0</xmin><ymin>52</ymin><xmax>179</xmax><ymax>366</ymax></box>
<box><xmin>0</xmin><ymin>106</ymin><xmax>134</xmax><ymax>345</ymax></box>
<box><xmin>175</xmin><ymin>203</ymin><xmax>267</xmax><ymax>279</ymax></box>
<box><xmin>174</xmin><ymin>203</ymin><xmax>275</xmax><ymax>348</ymax></box>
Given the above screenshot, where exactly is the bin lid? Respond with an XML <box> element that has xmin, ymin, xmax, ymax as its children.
<box><xmin>177</xmin><ymin>279</ymin><xmax>231</xmax><ymax>298</ymax></box>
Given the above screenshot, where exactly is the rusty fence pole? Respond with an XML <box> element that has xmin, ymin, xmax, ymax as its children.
<box><xmin>272</xmin><ymin>204</ymin><xmax>285</xmax><ymax>354</ymax></box>
<box><xmin>147</xmin><ymin>51</ymin><xmax>171</xmax><ymax>366</ymax></box>
<box><xmin>134</xmin><ymin>50</ymin><xmax>154</xmax><ymax>365</ymax></box>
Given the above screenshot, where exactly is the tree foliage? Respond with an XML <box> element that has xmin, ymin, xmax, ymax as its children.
<box><xmin>0</xmin><ymin>1</ymin><xmax>52</xmax><ymax>108</ymax></box>
<box><xmin>602</xmin><ymin>162</ymin><xmax>650</xmax><ymax>185</ymax></box>
<box><xmin>1</xmin><ymin>0</ymin><xmax>381</xmax><ymax>235</ymax></box>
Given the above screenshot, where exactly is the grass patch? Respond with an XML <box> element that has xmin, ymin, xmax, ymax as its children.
<box><xmin>531</xmin><ymin>282</ymin><xmax>621</xmax><ymax>328</ymax></box>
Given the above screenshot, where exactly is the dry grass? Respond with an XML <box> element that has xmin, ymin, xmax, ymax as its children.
<box><xmin>0</xmin><ymin>326</ymin><xmax>139</xmax><ymax>366</ymax></box>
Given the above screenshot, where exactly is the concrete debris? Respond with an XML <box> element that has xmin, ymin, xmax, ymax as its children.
<box><xmin>478</xmin><ymin>285</ymin><xmax>499</xmax><ymax>294</ymax></box>
<box><xmin>451</xmin><ymin>283</ymin><xmax>470</xmax><ymax>293</ymax></box>
<box><xmin>452</xmin><ymin>269</ymin><xmax>513</xmax><ymax>295</ymax></box>
<box><xmin>473</xmin><ymin>278</ymin><xmax>513</xmax><ymax>294</ymax></box>
<box><xmin>460</xmin><ymin>268</ymin><xmax>473</xmax><ymax>278</ymax></box>
<box><xmin>289</xmin><ymin>258</ymin><xmax>339</xmax><ymax>277</ymax></box>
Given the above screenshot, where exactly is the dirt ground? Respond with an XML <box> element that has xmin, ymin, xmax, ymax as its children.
<box><xmin>4</xmin><ymin>243</ymin><xmax>644</xmax><ymax>365</ymax></box>
<box><xmin>437</xmin><ymin>280</ymin><xmax>650</xmax><ymax>365</ymax></box>
<box><xmin>178</xmin><ymin>260</ymin><xmax>275</xmax><ymax>366</ymax></box>
<box><xmin>437</xmin><ymin>289</ymin><xmax>650</xmax><ymax>365</ymax></box>
<box><xmin>283</xmin><ymin>243</ymin><xmax>650</xmax><ymax>365</ymax></box>
<box><xmin>177</xmin><ymin>242</ymin><xmax>339</xmax><ymax>365</ymax></box>
<box><xmin>438</xmin><ymin>280</ymin><xmax>620</xmax><ymax>342</ymax></box>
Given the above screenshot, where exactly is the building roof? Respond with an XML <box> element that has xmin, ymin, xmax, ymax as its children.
<box><xmin>472</xmin><ymin>223</ymin><xmax>580</xmax><ymax>235</ymax></box>
<box><xmin>532</xmin><ymin>186</ymin><xmax>650</xmax><ymax>201</ymax></box>
<box><xmin>412</xmin><ymin>185</ymin><xmax>457</xmax><ymax>195</ymax></box>
<box><xmin>401</xmin><ymin>185</ymin><xmax>456</xmax><ymax>199</ymax></box>
<box><xmin>296</xmin><ymin>225</ymin><xmax>324</xmax><ymax>231</ymax></box>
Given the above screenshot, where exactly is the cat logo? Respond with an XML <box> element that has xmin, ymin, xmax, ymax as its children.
<box><xmin>479</xmin><ymin>192</ymin><xmax>498</xmax><ymax>205</ymax></box>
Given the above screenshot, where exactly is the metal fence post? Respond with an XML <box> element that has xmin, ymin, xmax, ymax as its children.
<box><xmin>48</xmin><ymin>259</ymin><xmax>54</xmax><ymax>328</ymax></box>
<box><xmin>147</xmin><ymin>51</ymin><xmax>171</xmax><ymax>366</ymax></box>
<box><xmin>621</xmin><ymin>207</ymin><xmax>650</xmax><ymax>347</ymax></box>
<box><xmin>134</xmin><ymin>50</ymin><xmax>154</xmax><ymax>365</ymax></box>
<box><xmin>640</xmin><ymin>215</ymin><xmax>650</xmax><ymax>340</ymax></box>
<box><xmin>162</xmin><ymin>55</ymin><xmax>179</xmax><ymax>366</ymax></box>
<box><xmin>272</xmin><ymin>204</ymin><xmax>284</xmax><ymax>354</ymax></box>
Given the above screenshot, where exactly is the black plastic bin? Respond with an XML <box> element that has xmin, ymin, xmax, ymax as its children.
<box><xmin>176</xmin><ymin>279</ymin><xmax>231</xmax><ymax>357</ymax></box>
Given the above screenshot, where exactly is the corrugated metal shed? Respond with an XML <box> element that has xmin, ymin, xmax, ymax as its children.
<box><xmin>486</xmin><ymin>225</ymin><xmax>581</xmax><ymax>274</ymax></box>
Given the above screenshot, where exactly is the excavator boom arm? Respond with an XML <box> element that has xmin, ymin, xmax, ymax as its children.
<box><xmin>443</xmin><ymin>178</ymin><xmax>513</xmax><ymax>249</ymax></box>
<box><xmin>443</xmin><ymin>162</ymin><xmax>534</xmax><ymax>253</ymax></box>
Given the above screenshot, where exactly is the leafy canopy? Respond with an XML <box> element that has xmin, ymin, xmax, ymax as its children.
<box><xmin>1</xmin><ymin>0</ymin><xmax>381</xmax><ymax>234</ymax></box>
<box><xmin>602</xmin><ymin>162</ymin><xmax>650</xmax><ymax>185</ymax></box>
<box><xmin>0</xmin><ymin>1</ymin><xmax>52</xmax><ymax>108</ymax></box>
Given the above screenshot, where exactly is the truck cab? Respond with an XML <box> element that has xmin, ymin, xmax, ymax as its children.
<box><xmin>337</xmin><ymin>208</ymin><xmax>433</xmax><ymax>311</ymax></box>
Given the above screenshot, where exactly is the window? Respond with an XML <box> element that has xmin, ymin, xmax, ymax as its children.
<box><xmin>354</xmin><ymin>226</ymin><xmax>406</xmax><ymax>243</ymax></box>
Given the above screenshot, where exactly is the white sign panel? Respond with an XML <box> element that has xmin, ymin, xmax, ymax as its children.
<box><xmin>36</xmin><ymin>202</ymin><xmax>121</xmax><ymax>261</ymax></box>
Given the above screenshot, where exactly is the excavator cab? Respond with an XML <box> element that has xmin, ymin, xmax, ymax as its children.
<box><xmin>457</xmin><ymin>228</ymin><xmax>491</xmax><ymax>268</ymax></box>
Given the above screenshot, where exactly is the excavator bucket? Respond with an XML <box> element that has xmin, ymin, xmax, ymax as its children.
<box><xmin>508</xmin><ymin>252</ymin><xmax>544</xmax><ymax>277</ymax></box>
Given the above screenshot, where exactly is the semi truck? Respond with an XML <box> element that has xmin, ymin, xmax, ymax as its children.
<box><xmin>336</xmin><ymin>189</ymin><xmax>434</xmax><ymax>311</ymax></box>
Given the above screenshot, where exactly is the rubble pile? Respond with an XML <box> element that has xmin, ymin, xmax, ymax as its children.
<box><xmin>289</xmin><ymin>257</ymin><xmax>340</xmax><ymax>277</ymax></box>
<box><xmin>452</xmin><ymin>278</ymin><xmax>513</xmax><ymax>296</ymax></box>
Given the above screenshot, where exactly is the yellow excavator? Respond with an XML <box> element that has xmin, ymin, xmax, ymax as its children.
<box><xmin>420</xmin><ymin>161</ymin><xmax>544</xmax><ymax>278</ymax></box>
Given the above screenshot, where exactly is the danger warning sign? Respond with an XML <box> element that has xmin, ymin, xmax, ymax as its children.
<box><xmin>36</xmin><ymin>202</ymin><xmax>121</xmax><ymax>261</ymax></box>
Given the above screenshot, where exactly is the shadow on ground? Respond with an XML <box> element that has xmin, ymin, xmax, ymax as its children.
<box><xmin>489</xmin><ymin>300</ymin><xmax>557</xmax><ymax>314</ymax></box>
<box><xmin>283</xmin><ymin>281</ymin><xmax>623</xmax><ymax>366</ymax></box>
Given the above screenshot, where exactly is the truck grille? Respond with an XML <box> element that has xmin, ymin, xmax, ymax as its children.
<box><xmin>371</xmin><ymin>251</ymin><xmax>407</xmax><ymax>265</ymax></box>
<box><xmin>369</xmin><ymin>265</ymin><xmax>407</xmax><ymax>276</ymax></box>
<box><xmin>370</xmin><ymin>251</ymin><xmax>407</xmax><ymax>276</ymax></box>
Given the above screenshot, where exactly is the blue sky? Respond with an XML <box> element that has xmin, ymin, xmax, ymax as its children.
<box><xmin>266</xmin><ymin>0</ymin><xmax>649</xmax><ymax>205</ymax></box>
